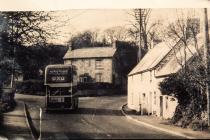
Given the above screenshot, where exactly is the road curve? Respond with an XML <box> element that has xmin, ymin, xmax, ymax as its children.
<box><xmin>15</xmin><ymin>94</ymin><xmax>184</xmax><ymax>139</ymax></box>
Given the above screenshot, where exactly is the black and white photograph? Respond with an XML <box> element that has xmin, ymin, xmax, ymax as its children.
<box><xmin>0</xmin><ymin>0</ymin><xmax>210</xmax><ymax>139</ymax></box>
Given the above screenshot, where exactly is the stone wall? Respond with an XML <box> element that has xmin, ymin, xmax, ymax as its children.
<box><xmin>64</xmin><ymin>58</ymin><xmax>113</xmax><ymax>83</ymax></box>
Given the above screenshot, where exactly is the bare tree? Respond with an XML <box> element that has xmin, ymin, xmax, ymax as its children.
<box><xmin>90</xmin><ymin>29</ymin><xmax>100</xmax><ymax>47</ymax></box>
<box><xmin>104</xmin><ymin>26</ymin><xmax>130</xmax><ymax>44</ymax></box>
<box><xmin>128</xmin><ymin>9</ymin><xmax>161</xmax><ymax>62</ymax></box>
<box><xmin>159</xmin><ymin>10</ymin><xmax>209</xmax><ymax>127</ymax></box>
<box><xmin>163</xmin><ymin>11</ymin><xmax>202</xmax><ymax>68</ymax></box>
<box><xmin>162</xmin><ymin>10</ymin><xmax>204</xmax><ymax>89</ymax></box>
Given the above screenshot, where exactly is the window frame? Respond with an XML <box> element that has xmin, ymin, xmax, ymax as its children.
<box><xmin>154</xmin><ymin>92</ymin><xmax>156</xmax><ymax>105</ymax></box>
<box><xmin>95</xmin><ymin>73</ymin><xmax>102</xmax><ymax>82</ymax></box>
<box><xmin>79</xmin><ymin>76</ymin><xmax>88</xmax><ymax>83</ymax></box>
<box><xmin>150</xmin><ymin>71</ymin><xmax>152</xmax><ymax>82</ymax></box>
<box><xmin>95</xmin><ymin>59</ymin><xmax>103</xmax><ymax>69</ymax></box>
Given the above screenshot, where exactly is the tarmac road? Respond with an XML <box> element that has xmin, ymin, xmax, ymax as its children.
<box><xmin>15</xmin><ymin>93</ymin><xmax>184</xmax><ymax>139</ymax></box>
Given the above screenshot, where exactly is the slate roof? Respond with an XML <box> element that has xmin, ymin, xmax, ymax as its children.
<box><xmin>63</xmin><ymin>47</ymin><xmax>116</xmax><ymax>59</ymax></box>
<box><xmin>128</xmin><ymin>42</ymin><xmax>173</xmax><ymax>76</ymax></box>
<box><xmin>156</xmin><ymin>34</ymin><xmax>203</xmax><ymax>77</ymax></box>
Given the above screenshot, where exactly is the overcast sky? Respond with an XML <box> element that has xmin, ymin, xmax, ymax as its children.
<box><xmin>0</xmin><ymin>0</ymin><xmax>209</xmax><ymax>10</ymax></box>
<box><xmin>48</xmin><ymin>9</ymin><xmax>131</xmax><ymax>44</ymax></box>
<box><xmin>0</xmin><ymin>0</ymin><xmax>209</xmax><ymax>45</ymax></box>
<box><xmin>48</xmin><ymin>9</ymin><xmax>208</xmax><ymax>45</ymax></box>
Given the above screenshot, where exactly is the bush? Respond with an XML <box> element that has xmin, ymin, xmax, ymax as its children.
<box><xmin>0</xmin><ymin>96</ymin><xmax>16</xmax><ymax>113</ymax></box>
<box><xmin>0</xmin><ymin>102</ymin><xmax>9</xmax><ymax>112</ymax></box>
<box><xmin>0</xmin><ymin>87</ymin><xmax>16</xmax><ymax>112</ymax></box>
<box><xmin>170</xmin><ymin>105</ymin><xmax>183</xmax><ymax>125</ymax></box>
<box><xmin>189</xmin><ymin>119</ymin><xmax>208</xmax><ymax>131</ymax></box>
<box><xmin>77</xmin><ymin>82</ymin><xmax>114</xmax><ymax>90</ymax></box>
<box><xmin>159</xmin><ymin>65</ymin><xmax>207</xmax><ymax>129</ymax></box>
<box><xmin>15</xmin><ymin>80</ymin><xmax>45</xmax><ymax>95</ymax></box>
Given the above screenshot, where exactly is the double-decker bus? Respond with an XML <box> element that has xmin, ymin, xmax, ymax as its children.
<box><xmin>44</xmin><ymin>64</ymin><xmax>78</xmax><ymax>111</ymax></box>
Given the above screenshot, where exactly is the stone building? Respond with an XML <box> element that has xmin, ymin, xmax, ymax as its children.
<box><xmin>63</xmin><ymin>46</ymin><xmax>122</xmax><ymax>87</ymax></box>
<box><xmin>63</xmin><ymin>41</ymin><xmax>138</xmax><ymax>93</ymax></box>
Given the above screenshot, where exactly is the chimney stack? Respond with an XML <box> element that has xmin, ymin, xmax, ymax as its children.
<box><xmin>150</xmin><ymin>39</ymin><xmax>154</xmax><ymax>50</ymax></box>
<box><xmin>112</xmin><ymin>40</ymin><xmax>117</xmax><ymax>49</ymax></box>
<box><xmin>68</xmin><ymin>44</ymin><xmax>72</xmax><ymax>51</ymax></box>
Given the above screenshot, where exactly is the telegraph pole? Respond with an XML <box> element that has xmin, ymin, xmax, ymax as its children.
<box><xmin>203</xmin><ymin>8</ymin><xmax>210</xmax><ymax>126</ymax></box>
<box><xmin>138</xmin><ymin>9</ymin><xmax>142</xmax><ymax>63</ymax></box>
<box><xmin>10</xmin><ymin>13</ymin><xmax>15</xmax><ymax>88</ymax></box>
<box><xmin>135</xmin><ymin>9</ymin><xmax>144</xmax><ymax>62</ymax></box>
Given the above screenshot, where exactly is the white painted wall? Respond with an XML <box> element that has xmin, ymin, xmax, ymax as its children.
<box><xmin>127</xmin><ymin>70</ymin><xmax>178</xmax><ymax>119</ymax></box>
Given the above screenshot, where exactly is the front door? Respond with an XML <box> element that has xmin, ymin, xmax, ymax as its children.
<box><xmin>149</xmin><ymin>92</ymin><xmax>152</xmax><ymax>115</ymax></box>
<box><xmin>160</xmin><ymin>96</ymin><xmax>163</xmax><ymax>117</ymax></box>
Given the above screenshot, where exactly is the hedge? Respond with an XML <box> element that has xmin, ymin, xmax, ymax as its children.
<box><xmin>16</xmin><ymin>80</ymin><xmax>119</xmax><ymax>95</ymax></box>
<box><xmin>0</xmin><ymin>88</ymin><xmax>16</xmax><ymax>113</ymax></box>
<box><xmin>15</xmin><ymin>80</ymin><xmax>45</xmax><ymax>95</ymax></box>
<box><xmin>77</xmin><ymin>82</ymin><xmax>115</xmax><ymax>90</ymax></box>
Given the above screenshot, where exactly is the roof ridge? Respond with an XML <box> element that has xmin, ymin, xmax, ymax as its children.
<box><xmin>128</xmin><ymin>42</ymin><xmax>173</xmax><ymax>76</ymax></box>
<box><xmin>63</xmin><ymin>46</ymin><xmax>116</xmax><ymax>59</ymax></box>
<box><xmin>72</xmin><ymin>46</ymin><xmax>113</xmax><ymax>50</ymax></box>
<box><xmin>155</xmin><ymin>35</ymin><xmax>203</xmax><ymax>77</ymax></box>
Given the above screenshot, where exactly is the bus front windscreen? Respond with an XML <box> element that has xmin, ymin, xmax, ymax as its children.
<box><xmin>46</xmin><ymin>67</ymin><xmax>72</xmax><ymax>84</ymax></box>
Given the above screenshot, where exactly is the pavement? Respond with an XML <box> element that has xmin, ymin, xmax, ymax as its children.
<box><xmin>0</xmin><ymin>100</ymin><xmax>32</xmax><ymax>140</ymax></box>
<box><xmin>121</xmin><ymin>104</ymin><xmax>210</xmax><ymax>139</ymax></box>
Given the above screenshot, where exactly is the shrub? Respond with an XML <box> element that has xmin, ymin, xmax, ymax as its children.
<box><xmin>77</xmin><ymin>82</ymin><xmax>114</xmax><ymax>90</ymax></box>
<box><xmin>15</xmin><ymin>80</ymin><xmax>45</xmax><ymax>95</ymax></box>
<box><xmin>170</xmin><ymin>105</ymin><xmax>183</xmax><ymax>124</ymax></box>
<box><xmin>0</xmin><ymin>87</ymin><xmax>16</xmax><ymax>111</ymax></box>
<box><xmin>189</xmin><ymin>119</ymin><xmax>208</xmax><ymax>131</ymax></box>
<box><xmin>159</xmin><ymin>63</ymin><xmax>207</xmax><ymax>129</ymax></box>
<box><xmin>0</xmin><ymin>101</ymin><xmax>14</xmax><ymax>113</ymax></box>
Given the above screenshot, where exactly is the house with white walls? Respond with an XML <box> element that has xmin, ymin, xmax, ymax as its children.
<box><xmin>127</xmin><ymin>35</ymin><xmax>203</xmax><ymax>119</ymax></box>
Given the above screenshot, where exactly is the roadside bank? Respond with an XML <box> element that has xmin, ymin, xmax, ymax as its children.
<box><xmin>0</xmin><ymin>101</ymin><xmax>32</xmax><ymax>139</ymax></box>
<box><xmin>121</xmin><ymin>104</ymin><xmax>210</xmax><ymax>139</ymax></box>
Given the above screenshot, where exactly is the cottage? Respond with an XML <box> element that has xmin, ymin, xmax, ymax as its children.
<box><xmin>63</xmin><ymin>45</ymin><xmax>122</xmax><ymax>87</ymax></box>
<box><xmin>127</xmin><ymin>35</ymin><xmax>203</xmax><ymax>119</ymax></box>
